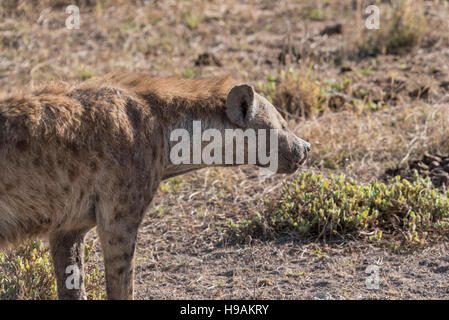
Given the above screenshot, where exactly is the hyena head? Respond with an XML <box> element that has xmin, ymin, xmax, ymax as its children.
<box><xmin>225</xmin><ymin>84</ymin><xmax>310</xmax><ymax>174</ymax></box>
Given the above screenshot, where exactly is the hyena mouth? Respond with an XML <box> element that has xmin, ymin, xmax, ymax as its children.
<box><xmin>281</xmin><ymin>155</ymin><xmax>306</xmax><ymax>171</ymax></box>
<box><xmin>290</xmin><ymin>159</ymin><xmax>304</xmax><ymax>170</ymax></box>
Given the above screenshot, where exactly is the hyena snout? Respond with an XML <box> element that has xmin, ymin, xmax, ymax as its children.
<box><xmin>278</xmin><ymin>135</ymin><xmax>310</xmax><ymax>173</ymax></box>
<box><xmin>293</xmin><ymin>137</ymin><xmax>310</xmax><ymax>165</ymax></box>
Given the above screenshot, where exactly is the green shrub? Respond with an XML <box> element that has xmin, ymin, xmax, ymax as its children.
<box><xmin>0</xmin><ymin>241</ymin><xmax>56</xmax><ymax>300</ymax></box>
<box><xmin>184</xmin><ymin>11</ymin><xmax>202</xmax><ymax>30</ymax></box>
<box><xmin>0</xmin><ymin>239</ymin><xmax>105</xmax><ymax>300</ymax></box>
<box><xmin>230</xmin><ymin>172</ymin><xmax>449</xmax><ymax>249</ymax></box>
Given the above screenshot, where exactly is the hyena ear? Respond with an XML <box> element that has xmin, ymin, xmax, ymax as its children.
<box><xmin>225</xmin><ymin>84</ymin><xmax>256</xmax><ymax>127</ymax></box>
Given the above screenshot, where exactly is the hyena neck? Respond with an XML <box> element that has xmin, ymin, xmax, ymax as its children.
<box><xmin>162</xmin><ymin>111</ymin><xmax>239</xmax><ymax>179</ymax></box>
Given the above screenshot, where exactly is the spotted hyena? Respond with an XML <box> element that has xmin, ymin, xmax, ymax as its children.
<box><xmin>0</xmin><ymin>71</ymin><xmax>310</xmax><ymax>299</ymax></box>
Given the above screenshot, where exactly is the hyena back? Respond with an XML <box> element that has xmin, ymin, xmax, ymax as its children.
<box><xmin>0</xmin><ymin>71</ymin><xmax>310</xmax><ymax>299</ymax></box>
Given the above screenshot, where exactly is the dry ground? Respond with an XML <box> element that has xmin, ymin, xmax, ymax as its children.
<box><xmin>1</xmin><ymin>0</ymin><xmax>449</xmax><ymax>299</ymax></box>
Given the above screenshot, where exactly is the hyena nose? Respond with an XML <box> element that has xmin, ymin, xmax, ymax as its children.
<box><xmin>293</xmin><ymin>138</ymin><xmax>310</xmax><ymax>161</ymax></box>
<box><xmin>305</xmin><ymin>142</ymin><xmax>311</xmax><ymax>152</ymax></box>
<box><xmin>297</xmin><ymin>138</ymin><xmax>311</xmax><ymax>152</ymax></box>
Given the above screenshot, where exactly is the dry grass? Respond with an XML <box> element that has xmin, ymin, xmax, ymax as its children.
<box><xmin>1</xmin><ymin>0</ymin><xmax>449</xmax><ymax>299</ymax></box>
<box><xmin>358</xmin><ymin>0</ymin><xmax>427</xmax><ymax>55</ymax></box>
<box><xmin>294</xmin><ymin>103</ymin><xmax>449</xmax><ymax>179</ymax></box>
<box><xmin>258</xmin><ymin>66</ymin><xmax>325</xmax><ymax>118</ymax></box>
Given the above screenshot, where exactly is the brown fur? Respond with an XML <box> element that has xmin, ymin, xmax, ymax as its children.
<box><xmin>88</xmin><ymin>71</ymin><xmax>237</xmax><ymax>121</ymax></box>
<box><xmin>0</xmin><ymin>71</ymin><xmax>309</xmax><ymax>299</ymax></box>
<box><xmin>1</xmin><ymin>73</ymin><xmax>167</xmax><ymax>299</ymax></box>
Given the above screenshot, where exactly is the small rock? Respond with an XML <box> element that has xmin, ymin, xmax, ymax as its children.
<box><xmin>340</xmin><ymin>66</ymin><xmax>352</xmax><ymax>73</ymax></box>
<box><xmin>415</xmin><ymin>162</ymin><xmax>429</xmax><ymax>171</ymax></box>
<box><xmin>423</xmin><ymin>152</ymin><xmax>441</xmax><ymax>165</ymax></box>
<box><xmin>257</xmin><ymin>279</ymin><xmax>273</xmax><ymax>287</ymax></box>
<box><xmin>313</xmin><ymin>292</ymin><xmax>335</xmax><ymax>300</ymax></box>
<box><xmin>432</xmin><ymin>169</ymin><xmax>449</xmax><ymax>187</ymax></box>
<box><xmin>435</xmin><ymin>152</ymin><xmax>449</xmax><ymax>159</ymax></box>
<box><xmin>440</xmin><ymin>80</ymin><xmax>449</xmax><ymax>90</ymax></box>
<box><xmin>194</xmin><ymin>52</ymin><xmax>222</xmax><ymax>67</ymax></box>
<box><xmin>315</xmin><ymin>281</ymin><xmax>330</xmax><ymax>287</ymax></box>
<box><xmin>433</xmin><ymin>265</ymin><xmax>449</xmax><ymax>274</ymax></box>
<box><xmin>319</xmin><ymin>24</ymin><xmax>343</xmax><ymax>36</ymax></box>
<box><xmin>421</xmin><ymin>170</ymin><xmax>431</xmax><ymax>177</ymax></box>
<box><xmin>328</xmin><ymin>94</ymin><xmax>346</xmax><ymax>112</ymax></box>
<box><xmin>430</xmin><ymin>160</ymin><xmax>441</xmax><ymax>169</ymax></box>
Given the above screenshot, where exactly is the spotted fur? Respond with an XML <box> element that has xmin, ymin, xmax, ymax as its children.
<box><xmin>0</xmin><ymin>71</ymin><xmax>310</xmax><ymax>299</ymax></box>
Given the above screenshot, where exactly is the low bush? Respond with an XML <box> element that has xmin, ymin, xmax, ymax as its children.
<box><xmin>229</xmin><ymin>172</ymin><xmax>449</xmax><ymax>250</ymax></box>
<box><xmin>0</xmin><ymin>238</ymin><xmax>105</xmax><ymax>299</ymax></box>
<box><xmin>0</xmin><ymin>241</ymin><xmax>56</xmax><ymax>299</ymax></box>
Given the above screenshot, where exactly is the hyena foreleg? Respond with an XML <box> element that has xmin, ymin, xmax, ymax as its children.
<box><xmin>49</xmin><ymin>229</ymin><xmax>88</xmax><ymax>300</ymax></box>
<box><xmin>97</xmin><ymin>219</ymin><xmax>139</xmax><ymax>300</ymax></box>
